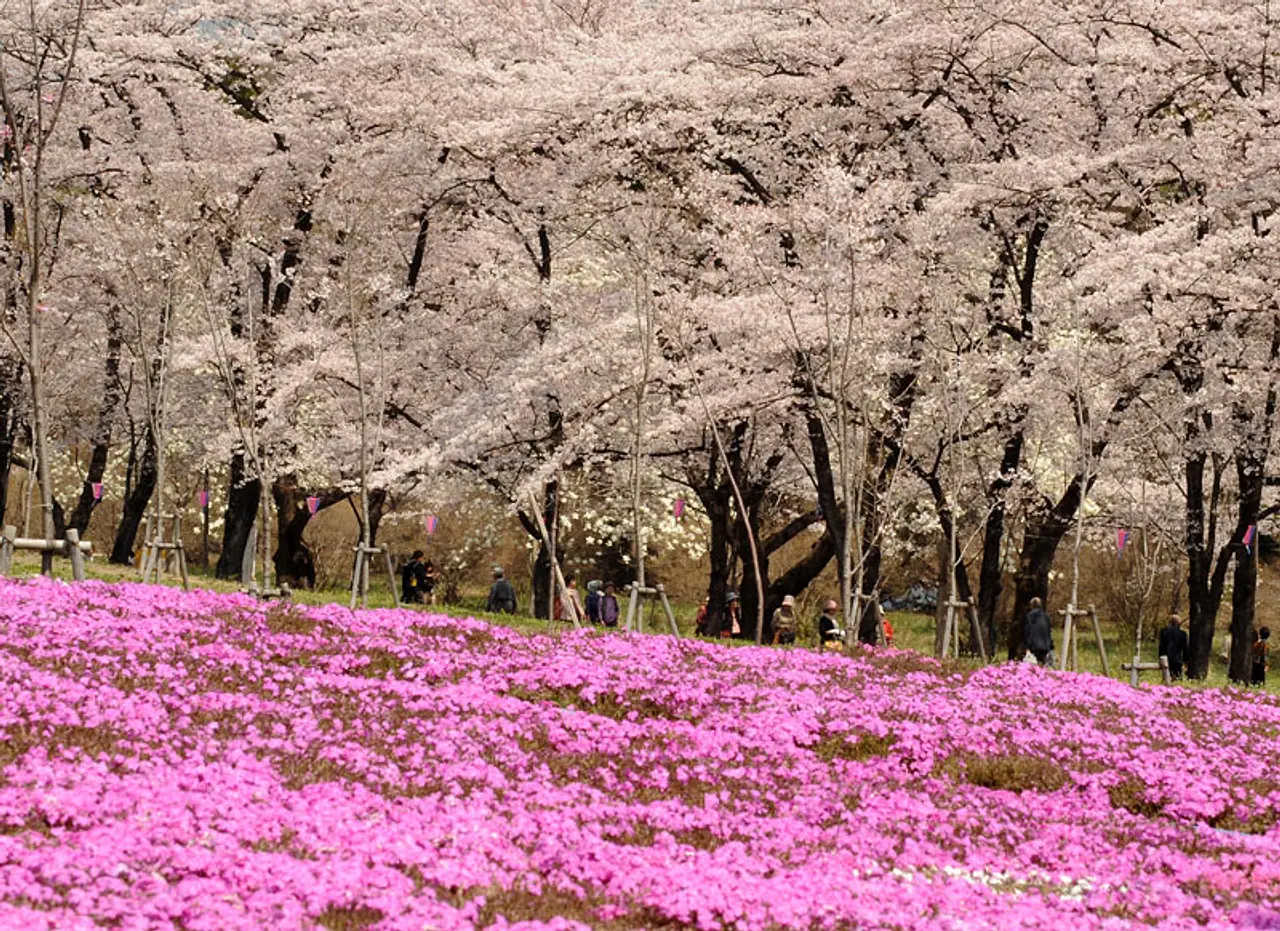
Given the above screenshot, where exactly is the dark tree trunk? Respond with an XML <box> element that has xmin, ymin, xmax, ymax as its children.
<box><xmin>1184</xmin><ymin>450</ymin><xmax>1229</xmax><ymax>678</ymax></box>
<box><xmin>1008</xmin><ymin>477</ymin><xmax>1086</xmax><ymax>659</ymax></box>
<box><xmin>215</xmin><ymin>453</ymin><xmax>261</xmax><ymax>578</ymax></box>
<box><xmin>701</xmin><ymin>480</ymin><xmax>732</xmax><ymax>637</ymax></box>
<box><xmin>976</xmin><ymin>430</ymin><xmax>1023</xmax><ymax>654</ymax></box>
<box><xmin>271</xmin><ymin>474</ymin><xmax>342</xmax><ymax>589</ymax></box>
<box><xmin>0</xmin><ymin>356</ymin><xmax>23</xmax><ymax>526</ymax></box>
<box><xmin>515</xmin><ymin>479</ymin><xmax>561</xmax><ymax>620</ymax></box>
<box><xmin>109</xmin><ymin>428</ymin><xmax>157</xmax><ymax>564</ymax></box>
<box><xmin>64</xmin><ymin>310</ymin><xmax>124</xmax><ymax>535</ymax></box>
<box><xmin>368</xmin><ymin>487</ymin><xmax>388</xmax><ymax>546</ymax></box>
<box><xmin>1227</xmin><ymin>454</ymin><xmax>1263</xmax><ymax>683</ymax></box>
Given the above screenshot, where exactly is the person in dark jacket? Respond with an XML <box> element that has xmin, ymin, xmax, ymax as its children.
<box><xmin>1251</xmin><ymin>626</ymin><xmax>1270</xmax><ymax>686</ymax></box>
<box><xmin>486</xmin><ymin>566</ymin><xmax>518</xmax><ymax>614</ymax></box>
<box><xmin>1023</xmin><ymin>597</ymin><xmax>1054</xmax><ymax>666</ymax></box>
<box><xmin>401</xmin><ymin>550</ymin><xmax>428</xmax><ymax>604</ymax></box>
<box><xmin>1157</xmin><ymin>614</ymin><xmax>1189</xmax><ymax>680</ymax></box>
<box><xmin>584</xmin><ymin>580</ymin><xmax>603</xmax><ymax>625</ymax></box>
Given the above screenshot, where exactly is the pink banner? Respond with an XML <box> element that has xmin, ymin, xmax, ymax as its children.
<box><xmin>425</xmin><ymin>515</ymin><xmax>439</xmax><ymax>535</ymax></box>
<box><xmin>1116</xmin><ymin>528</ymin><xmax>1129</xmax><ymax>558</ymax></box>
<box><xmin>306</xmin><ymin>496</ymin><xmax>320</xmax><ymax>516</ymax></box>
<box><xmin>198</xmin><ymin>489</ymin><xmax>209</xmax><ymax>510</ymax></box>
<box><xmin>1244</xmin><ymin>524</ymin><xmax>1257</xmax><ymax>552</ymax></box>
<box><xmin>673</xmin><ymin>499</ymin><xmax>686</xmax><ymax>520</ymax></box>
<box><xmin>91</xmin><ymin>482</ymin><xmax>103</xmax><ymax>502</ymax></box>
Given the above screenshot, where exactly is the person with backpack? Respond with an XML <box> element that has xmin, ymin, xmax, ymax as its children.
<box><xmin>1253</xmin><ymin>627</ymin><xmax>1271</xmax><ymax>685</ymax></box>
<box><xmin>600</xmin><ymin>582</ymin><xmax>621</xmax><ymax>628</ymax></box>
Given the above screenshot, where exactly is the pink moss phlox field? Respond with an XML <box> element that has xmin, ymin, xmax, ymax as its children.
<box><xmin>1</xmin><ymin>579</ymin><xmax>1279</xmax><ymax>930</ymax></box>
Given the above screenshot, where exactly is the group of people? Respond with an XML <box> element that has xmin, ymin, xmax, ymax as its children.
<box><xmin>400</xmin><ymin>551</ymin><xmax>440</xmax><ymax>605</ymax></box>
<box><xmin>1024</xmin><ymin>598</ymin><xmax>1272</xmax><ymax>684</ymax></box>
<box><xmin>692</xmin><ymin>591</ymin><xmax>893</xmax><ymax>649</ymax></box>
<box><xmin>483</xmin><ymin>566</ymin><xmax>624</xmax><ymax>626</ymax></box>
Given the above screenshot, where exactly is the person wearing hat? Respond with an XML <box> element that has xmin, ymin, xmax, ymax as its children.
<box><xmin>818</xmin><ymin>600</ymin><xmax>844</xmax><ymax>653</ymax></box>
<box><xmin>772</xmin><ymin>594</ymin><xmax>798</xmax><ymax>646</ymax></box>
<box><xmin>723</xmin><ymin>591</ymin><xmax>742</xmax><ymax>638</ymax></box>
<box><xmin>486</xmin><ymin>565</ymin><xmax>517</xmax><ymax>614</ymax></box>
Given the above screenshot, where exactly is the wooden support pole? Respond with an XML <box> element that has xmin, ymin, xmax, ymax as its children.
<box><xmin>524</xmin><ymin>492</ymin><xmax>578</xmax><ymax>629</ymax></box>
<box><xmin>1088</xmin><ymin>604</ymin><xmax>1110</xmax><ymax>678</ymax></box>
<box><xmin>0</xmin><ymin>525</ymin><xmax>14</xmax><ymax>575</ymax></box>
<box><xmin>66</xmin><ymin>529</ymin><xmax>86</xmax><ymax>582</ymax></box>
<box><xmin>656</xmin><ymin>584</ymin><xmax>681</xmax><ymax>637</ymax></box>
<box><xmin>940</xmin><ymin>599</ymin><xmax>969</xmax><ymax>659</ymax></box>
<box><xmin>382</xmin><ymin>546</ymin><xmax>401</xmax><ymax>609</ymax></box>
<box><xmin>626</xmin><ymin>583</ymin><xmax>641</xmax><ymax>633</ymax></box>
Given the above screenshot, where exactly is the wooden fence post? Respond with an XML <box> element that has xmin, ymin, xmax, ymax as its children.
<box><xmin>0</xmin><ymin>525</ymin><xmax>14</xmax><ymax>575</ymax></box>
<box><xmin>66</xmin><ymin>529</ymin><xmax>86</xmax><ymax>582</ymax></box>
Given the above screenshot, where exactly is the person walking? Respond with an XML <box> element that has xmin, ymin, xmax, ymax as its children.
<box><xmin>600</xmin><ymin>582</ymin><xmax>621</xmax><ymax>628</ymax></box>
<box><xmin>772</xmin><ymin>594</ymin><xmax>798</xmax><ymax>646</ymax></box>
<box><xmin>1252</xmin><ymin>627</ymin><xmax>1271</xmax><ymax>686</ymax></box>
<box><xmin>401</xmin><ymin>550</ymin><xmax>428</xmax><ymax>604</ymax></box>
<box><xmin>486</xmin><ymin>566</ymin><xmax>517</xmax><ymax>614</ymax></box>
<box><xmin>1023</xmin><ymin>597</ymin><xmax>1054</xmax><ymax>667</ymax></box>
<box><xmin>1158</xmin><ymin>614</ymin><xmax>1189</xmax><ymax>680</ymax></box>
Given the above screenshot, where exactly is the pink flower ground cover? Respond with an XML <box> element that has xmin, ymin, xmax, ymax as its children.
<box><xmin>1</xmin><ymin>578</ymin><xmax>1279</xmax><ymax>930</ymax></box>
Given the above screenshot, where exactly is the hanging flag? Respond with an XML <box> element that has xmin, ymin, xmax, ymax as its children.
<box><xmin>1116</xmin><ymin>528</ymin><xmax>1129</xmax><ymax>558</ymax></box>
<box><xmin>198</xmin><ymin>489</ymin><xmax>210</xmax><ymax>510</ymax></box>
<box><xmin>91</xmin><ymin>482</ymin><xmax>104</xmax><ymax>502</ymax></box>
<box><xmin>425</xmin><ymin>514</ymin><xmax>439</xmax><ymax>535</ymax></box>
<box><xmin>1244</xmin><ymin>523</ymin><xmax>1257</xmax><ymax>553</ymax></box>
<box><xmin>306</xmin><ymin>496</ymin><xmax>320</xmax><ymax>516</ymax></box>
<box><xmin>673</xmin><ymin>499</ymin><xmax>686</xmax><ymax>520</ymax></box>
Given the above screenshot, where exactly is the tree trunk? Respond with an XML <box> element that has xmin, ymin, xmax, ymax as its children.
<box><xmin>1229</xmin><ymin>439</ymin><xmax>1272</xmax><ymax>683</ymax></box>
<box><xmin>692</xmin><ymin>442</ymin><xmax>734</xmax><ymax>637</ymax></box>
<box><xmin>1184</xmin><ymin>450</ymin><xmax>1226</xmax><ymax>678</ymax></box>
<box><xmin>109</xmin><ymin>427</ymin><xmax>157</xmax><ymax>564</ymax></box>
<box><xmin>976</xmin><ymin>431</ymin><xmax>1023</xmax><ymax>654</ymax></box>
<box><xmin>215</xmin><ymin>452</ymin><xmax>261</xmax><ymax>578</ymax></box>
<box><xmin>272</xmin><ymin>475</ymin><xmax>315</xmax><ymax>588</ymax></box>
<box><xmin>0</xmin><ymin>356</ymin><xmax>22</xmax><ymax>526</ymax></box>
<box><xmin>1008</xmin><ymin>477</ymin><xmax>1087</xmax><ymax>658</ymax></box>
<box><xmin>64</xmin><ymin>310</ymin><xmax>124</xmax><ymax>535</ymax></box>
